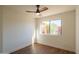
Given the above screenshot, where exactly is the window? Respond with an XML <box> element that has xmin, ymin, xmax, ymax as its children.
<box><xmin>40</xmin><ymin>20</ymin><xmax>62</xmax><ymax>35</ymax></box>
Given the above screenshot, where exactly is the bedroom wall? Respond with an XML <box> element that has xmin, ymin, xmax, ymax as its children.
<box><xmin>2</xmin><ymin>6</ymin><xmax>34</xmax><ymax>53</ymax></box>
<box><xmin>0</xmin><ymin>6</ymin><xmax>3</xmax><ymax>53</ymax></box>
<box><xmin>36</xmin><ymin>10</ymin><xmax>75</xmax><ymax>52</ymax></box>
<box><xmin>76</xmin><ymin>6</ymin><xmax>79</xmax><ymax>53</ymax></box>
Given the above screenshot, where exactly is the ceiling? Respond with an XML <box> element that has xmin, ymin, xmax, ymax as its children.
<box><xmin>5</xmin><ymin>5</ymin><xmax>76</xmax><ymax>18</ymax></box>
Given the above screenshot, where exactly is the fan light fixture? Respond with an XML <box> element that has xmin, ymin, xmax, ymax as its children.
<box><xmin>36</xmin><ymin>12</ymin><xmax>40</xmax><ymax>15</ymax></box>
<box><xmin>36</xmin><ymin>5</ymin><xmax>40</xmax><ymax>16</ymax></box>
<box><xmin>26</xmin><ymin>5</ymin><xmax>48</xmax><ymax>16</ymax></box>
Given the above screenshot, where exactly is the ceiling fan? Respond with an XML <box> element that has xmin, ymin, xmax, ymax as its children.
<box><xmin>26</xmin><ymin>5</ymin><xmax>48</xmax><ymax>15</ymax></box>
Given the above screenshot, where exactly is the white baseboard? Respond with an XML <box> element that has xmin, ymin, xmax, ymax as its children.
<box><xmin>2</xmin><ymin>43</ymin><xmax>32</xmax><ymax>54</ymax></box>
<box><xmin>37</xmin><ymin>42</ymin><xmax>75</xmax><ymax>52</ymax></box>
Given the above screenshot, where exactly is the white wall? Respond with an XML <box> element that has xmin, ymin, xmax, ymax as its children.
<box><xmin>37</xmin><ymin>10</ymin><xmax>75</xmax><ymax>52</ymax></box>
<box><xmin>0</xmin><ymin>6</ymin><xmax>2</xmax><ymax>53</ymax></box>
<box><xmin>76</xmin><ymin>6</ymin><xmax>79</xmax><ymax>53</ymax></box>
<box><xmin>2</xmin><ymin>6</ymin><xmax>34</xmax><ymax>53</ymax></box>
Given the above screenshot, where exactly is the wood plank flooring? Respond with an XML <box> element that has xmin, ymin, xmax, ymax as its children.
<box><xmin>11</xmin><ymin>43</ymin><xmax>75</xmax><ymax>54</ymax></box>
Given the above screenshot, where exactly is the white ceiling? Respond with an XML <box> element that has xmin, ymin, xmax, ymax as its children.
<box><xmin>5</xmin><ymin>5</ymin><xmax>76</xmax><ymax>18</ymax></box>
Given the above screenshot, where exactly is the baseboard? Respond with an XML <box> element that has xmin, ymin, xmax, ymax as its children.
<box><xmin>10</xmin><ymin>43</ymin><xmax>32</xmax><ymax>54</ymax></box>
<box><xmin>2</xmin><ymin>43</ymin><xmax>32</xmax><ymax>54</ymax></box>
<box><xmin>37</xmin><ymin>42</ymin><xmax>75</xmax><ymax>53</ymax></box>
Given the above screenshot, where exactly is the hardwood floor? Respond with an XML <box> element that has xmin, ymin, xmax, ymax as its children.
<box><xmin>11</xmin><ymin>43</ymin><xmax>75</xmax><ymax>54</ymax></box>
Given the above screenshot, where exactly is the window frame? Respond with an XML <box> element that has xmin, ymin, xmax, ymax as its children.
<box><xmin>40</xmin><ymin>19</ymin><xmax>62</xmax><ymax>35</ymax></box>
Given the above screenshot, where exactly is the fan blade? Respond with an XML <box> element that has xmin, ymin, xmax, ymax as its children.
<box><xmin>26</xmin><ymin>11</ymin><xmax>36</xmax><ymax>13</ymax></box>
<box><xmin>40</xmin><ymin>7</ymin><xmax>48</xmax><ymax>12</ymax></box>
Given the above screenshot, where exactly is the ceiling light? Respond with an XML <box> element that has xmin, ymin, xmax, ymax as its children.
<box><xmin>36</xmin><ymin>13</ymin><xmax>40</xmax><ymax>16</ymax></box>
